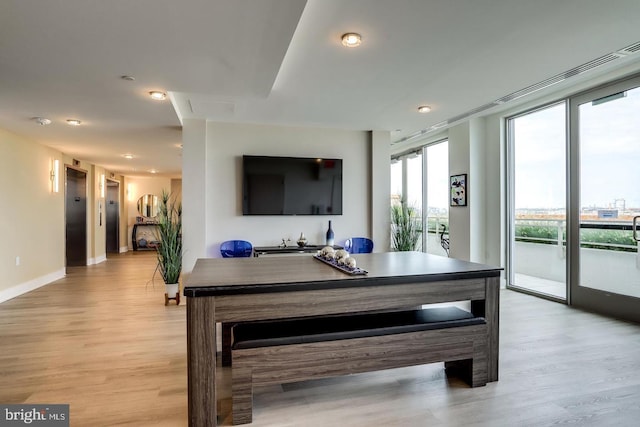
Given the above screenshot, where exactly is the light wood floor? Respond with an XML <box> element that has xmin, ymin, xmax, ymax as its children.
<box><xmin>1</xmin><ymin>252</ymin><xmax>640</xmax><ymax>426</ymax></box>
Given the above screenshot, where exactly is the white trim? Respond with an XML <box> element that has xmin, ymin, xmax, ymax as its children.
<box><xmin>0</xmin><ymin>269</ymin><xmax>66</xmax><ymax>304</ymax></box>
<box><xmin>119</xmin><ymin>246</ymin><xmax>129</xmax><ymax>253</ymax></box>
<box><xmin>87</xmin><ymin>254</ymin><xmax>107</xmax><ymax>265</ymax></box>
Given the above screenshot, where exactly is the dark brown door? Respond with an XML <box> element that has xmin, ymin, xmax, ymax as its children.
<box><xmin>106</xmin><ymin>180</ymin><xmax>120</xmax><ymax>253</ymax></box>
<box><xmin>65</xmin><ymin>167</ymin><xmax>87</xmax><ymax>266</ymax></box>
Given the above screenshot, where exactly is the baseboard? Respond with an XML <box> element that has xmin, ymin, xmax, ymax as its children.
<box><xmin>0</xmin><ymin>268</ymin><xmax>66</xmax><ymax>304</ymax></box>
<box><xmin>87</xmin><ymin>254</ymin><xmax>107</xmax><ymax>265</ymax></box>
<box><xmin>119</xmin><ymin>246</ymin><xmax>129</xmax><ymax>253</ymax></box>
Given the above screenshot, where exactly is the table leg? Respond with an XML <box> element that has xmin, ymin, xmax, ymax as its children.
<box><xmin>187</xmin><ymin>296</ymin><xmax>217</xmax><ymax>426</ymax></box>
<box><xmin>471</xmin><ymin>276</ymin><xmax>500</xmax><ymax>382</ymax></box>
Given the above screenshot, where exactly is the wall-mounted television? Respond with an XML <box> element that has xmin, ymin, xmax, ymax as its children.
<box><xmin>242</xmin><ymin>155</ymin><xmax>343</xmax><ymax>215</ymax></box>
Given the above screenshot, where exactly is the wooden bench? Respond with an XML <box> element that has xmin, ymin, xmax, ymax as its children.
<box><xmin>231</xmin><ymin>306</ymin><xmax>488</xmax><ymax>425</ymax></box>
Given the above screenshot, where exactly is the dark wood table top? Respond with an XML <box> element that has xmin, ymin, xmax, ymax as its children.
<box><xmin>184</xmin><ymin>252</ymin><xmax>502</xmax><ymax>297</ymax></box>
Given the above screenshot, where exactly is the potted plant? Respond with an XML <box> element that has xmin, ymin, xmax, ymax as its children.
<box><xmin>156</xmin><ymin>190</ymin><xmax>182</xmax><ymax>305</ymax></box>
<box><xmin>391</xmin><ymin>200</ymin><xmax>421</xmax><ymax>251</ymax></box>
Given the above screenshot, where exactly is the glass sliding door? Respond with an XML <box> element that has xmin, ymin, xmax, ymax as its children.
<box><xmin>569</xmin><ymin>76</ymin><xmax>640</xmax><ymax>322</ymax></box>
<box><xmin>508</xmin><ymin>102</ymin><xmax>567</xmax><ymax>300</ymax></box>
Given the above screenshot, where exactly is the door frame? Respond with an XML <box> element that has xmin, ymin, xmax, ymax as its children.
<box><xmin>568</xmin><ymin>73</ymin><xmax>640</xmax><ymax>323</ymax></box>
<box><xmin>505</xmin><ymin>101</ymin><xmax>568</xmax><ymax>304</ymax></box>
<box><xmin>64</xmin><ymin>164</ymin><xmax>88</xmax><ymax>267</ymax></box>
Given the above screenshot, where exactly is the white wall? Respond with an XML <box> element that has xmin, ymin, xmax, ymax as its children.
<box><xmin>0</xmin><ymin>128</ymin><xmax>65</xmax><ymax>302</ymax></box>
<box><xmin>182</xmin><ymin>121</ymin><xmax>389</xmax><ymax>273</ymax></box>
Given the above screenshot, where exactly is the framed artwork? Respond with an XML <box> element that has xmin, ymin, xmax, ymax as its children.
<box><xmin>450</xmin><ymin>174</ymin><xmax>467</xmax><ymax>206</ymax></box>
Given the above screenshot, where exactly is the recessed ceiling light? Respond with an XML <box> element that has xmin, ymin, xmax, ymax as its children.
<box><xmin>149</xmin><ymin>91</ymin><xmax>167</xmax><ymax>100</ymax></box>
<box><xmin>121</xmin><ymin>75</ymin><xmax>135</xmax><ymax>81</ymax></box>
<box><xmin>341</xmin><ymin>33</ymin><xmax>362</xmax><ymax>48</ymax></box>
<box><xmin>123</xmin><ymin>154</ymin><xmax>134</xmax><ymax>159</ymax></box>
<box><xmin>32</xmin><ymin>117</ymin><xmax>52</xmax><ymax>126</ymax></box>
<box><xmin>149</xmin><ymin>169</ymin><xmax>158</xmax><ymax>174</ymax></box>
<box><xmin>417</xmin><ymin>105</ymin><xmax>432</xmax><ymax>113</ymax></box>
<box><xmin>66</xmin><ymin>119</ymin><xmax>82</xmax><ymax>126</ymax></box>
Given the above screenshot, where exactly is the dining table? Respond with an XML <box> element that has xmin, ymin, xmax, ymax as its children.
<box><xmin>184</xmin><ymin>251</ymin><xmax>502</xmax><ymax>426</ymax></box>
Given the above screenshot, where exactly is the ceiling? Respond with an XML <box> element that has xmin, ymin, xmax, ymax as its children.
<box><xmin>2</xmin><ymin>0</ymin><xmax>640</xmax><ymax>178</ymax></box>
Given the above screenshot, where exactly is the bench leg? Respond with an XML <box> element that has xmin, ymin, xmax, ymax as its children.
<box><xmin>444</xmin><ymin>336</ymin><xmax>488</xmax><ymax>388</ymax></box>
<box><xmin>445</xmin><ymin>359</ymin><xmax>475</xmax><ymax>385</ymax></box>
<box><xmin>222</xmin><ymin>322</ymin><xmax>234</xmax><ymax>366</ymax></box>
<box><xmin>232</xmin><ymin>366</ymin><xmax>253</xmax><ymax>425</ymax></box>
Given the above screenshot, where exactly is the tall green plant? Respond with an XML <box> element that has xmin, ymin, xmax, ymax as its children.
<box><xmin>156</xmin><ymin>190</ymin><xmax>182</xmax><ymax>284</ymax></box>
<box><xmin>391</xmin><ymin>201</ymin><xmax>421</xmax><ymax>251</ymax></box>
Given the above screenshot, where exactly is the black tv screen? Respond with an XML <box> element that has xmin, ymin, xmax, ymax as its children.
<box><xmin>242</xmin><ymin>155</ymin><xmax>343</xmax><ymax>215</ymax></box>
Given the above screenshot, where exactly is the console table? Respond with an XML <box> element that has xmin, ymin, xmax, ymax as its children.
<box><xmin>184</xmin><ymin>252</ymin><xmax>501</xmax><ymax>426</ymax></box>
<box><xmin>131</xmin><ymin>223</ymin><xmax>159</xmax><ymax>251</ymax></box>
<box><xmin>253</xmin><ymin>244</ymin><xmax>343</xmax><ymax>257</ymax></box>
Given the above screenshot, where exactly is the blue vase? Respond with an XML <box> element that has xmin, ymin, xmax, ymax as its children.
<box><xmin>326</xmin><ymin>220</ymin><xmax>335</xmax><ymax>246</ymax></box>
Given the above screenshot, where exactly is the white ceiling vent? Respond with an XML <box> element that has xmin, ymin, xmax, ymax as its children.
<box><xmin>495</xmin><ymin>53</ymin><xmax>622</xmax><ymax>105</ymax></box>
<box><xmin>618</xmin><ymin>42</ymin><xmax>640</xmax><ymax>55</ymax></box>
<box><xmin>446</xmin><ymin>102</ymin><xmax>500</xmax><ymax>126</ymax></box>
<box><xmin>564</xmin><ymin>53</ymin><xmax>620</xmax><ymax>78</ymax></box>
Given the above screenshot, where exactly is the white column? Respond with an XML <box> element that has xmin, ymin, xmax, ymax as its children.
<box><xmin>182</xmin><ymin>118</ymin><xmax>208</xmax><ymax>273</ymax></box>
<box><xmin>448</xmin><ymin>123</ymin><xmax>471</xmax><ymax>261</ymax></box>
<box><xmin>370</xmin><ymin>131</ymin><xmax>391</xmax><ymax>252</ymax></box>
<box><xmin>448</xmin><ymin>118</ymin><xmax>488</xmax><ymax>263</ymax></box>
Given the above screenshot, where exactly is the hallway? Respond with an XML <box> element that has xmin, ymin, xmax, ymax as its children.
<box><xmin>0</xmin><ymin>252</ymin><xmax>187</xmax><ymax>426</ymax></box>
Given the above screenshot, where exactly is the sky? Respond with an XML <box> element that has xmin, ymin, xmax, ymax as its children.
<box><xmin>514</xmin><ymin>85</ymin><xmax>640</xmax><ymax>211</ymax></box>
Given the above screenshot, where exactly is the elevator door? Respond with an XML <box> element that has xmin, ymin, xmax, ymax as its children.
<box><xmin>106</xmin><ymin>180</ymin><xmax>120</xmax><ymax>253</ymax></box>
<box><xmin>65</xmin><ymin>167</ymin><xmax>87</xmax><ymax>266</ymax></box>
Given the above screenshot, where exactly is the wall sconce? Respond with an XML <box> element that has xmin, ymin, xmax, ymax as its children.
<box><xmin>100</xmin><ymin>174</ymin><xmax>105</xmax><ymax>198</ymax></box>
<box><xmin>127</xmin><ymin>183</ymin><xmax>133</xmax><ymax>201</ymax></box>
<box><xmin>50</xmin><ymin>159</ymin><xmax>59</xmax><ymax>193</ymax></box>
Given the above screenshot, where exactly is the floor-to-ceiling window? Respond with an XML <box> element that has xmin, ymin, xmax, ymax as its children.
<box><xmin>406</xmin><ymin>152</ymin><xmax>423</xmax><ymax>251</ymax></box>
<box><xmin>508</xmin><ymin>102</ymin><xmax>567</xmax><ymax>300</ymax></box>
<box><xmin>390</xmin><ymin>140</ymin><xmax>449</xmax><ymax>256</ymax></box>
<box><xmin>390</xmin><ymin>158</ymin><xmax>403</xmax><ymax>207</ymax></box>
<box><xmin>508</xmin><ymin>73</ymin><xmax>640</xmax><ymax>322</ymax></box>
<box><xmin>425</xmin><ymin>141</ymin><xmax>449</xmax><ymax>256</ymax></box>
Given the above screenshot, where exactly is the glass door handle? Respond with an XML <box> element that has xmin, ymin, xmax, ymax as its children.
<box><xmin>634</xmin><ymin>216</ymin><xmax>640</xmax><ymax>242</ymax></box>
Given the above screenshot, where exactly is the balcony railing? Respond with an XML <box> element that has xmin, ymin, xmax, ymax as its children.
<box><xmin>515</xmin><ymin>218</ymin><xmax>638</xmax><ymax>253</ymax></box>
<box><xmin>512</xmin><ymin>218</ymin><xmax>640</xmax><ymax>299</ymax></box>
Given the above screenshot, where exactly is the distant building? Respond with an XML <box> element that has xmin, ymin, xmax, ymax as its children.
<box><xmin>613</xmin><ymin>199</ymin><xmax>626</xmax><ymax>210</ymax></box>
<box><xmin>598</xmin><ymin>209</ymin><xmax>618</xmax><ymax>219</ymax></box>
